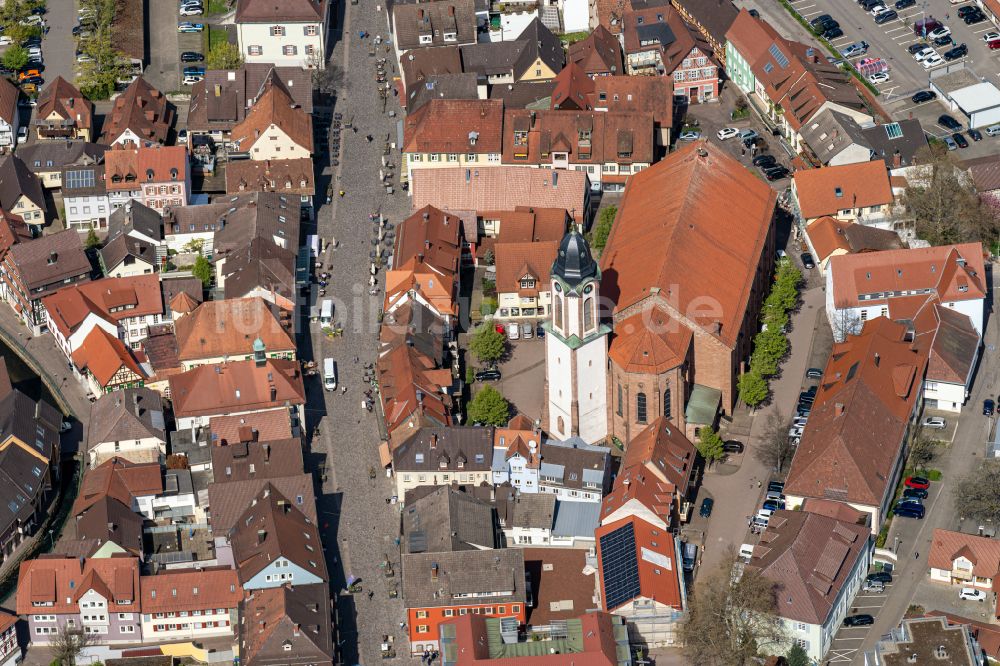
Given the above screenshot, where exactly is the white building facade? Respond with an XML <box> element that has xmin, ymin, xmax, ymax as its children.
<box><xmin>544</xmin><ymin>231</ymin><xmax>609</xmax><ymax>444</ymax></box>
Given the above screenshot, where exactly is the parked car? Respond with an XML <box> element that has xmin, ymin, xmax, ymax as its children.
<box><xmin>863</xmin><ymin>580</ymin><xmax>885</xmax><ymax>593</ymax></box>
<box><xmin>939</xmin><ymin>114</ymin><xmax>963</xmax><ymax>130</ymax></box>
<box><xmin>944</xmin><ymin>44</ymin><xmax>968</xmax><ymax>61</ymax></box>
<box><xmin>866</xmin><ymin>572</ymin><xmax>892</xmax><ymax>584</ymax></box>
<box><xmin>717</xmin><ymin>127</ymin><xmax>740</xmax><ymax>141</ymax></box>
<box><xmin>521</xmin><ymin>323</ymin><xmax>532</xmax><ymax>339</ymax></box>
<box><xmin>823</xmin><ymin>25</ymin><xmax>844</xmax><ymax>39</ymax></box>
<box><xmin>177</xmin><ymin>129</ymin><xmax>188</xmax><ymax>144</ymax></box>
<box><xmin>0</xmin><ymin>36</ymin><xmax>11</xmax><ymax>46</ymax></box>
<box><xmin>180</xmin><ymin>6</ymin><xmax>203</xmax><ymax>15</ymax></box>
<box><xmin>177</xmin><ymin>22</ymin><xmax>204</xmax><ymax>32</ymax></box>
<box><xmin>800</xmin><ymin>253</ymin><xmax>815</xmax><ymax>269</ymax></box>
<box><xmin>508</xmin><ymin>323</ymin><xmax>520</xmax><ymax>340</ymax></box>
<box><xmin>913</xmin><ymin>47</ymin><xmax>937</xmax><ymax>62</ymax></box>
<box><xmin>183</xmin><ymin>66</ymin><xmax>206</xmax><ymax>76</ymax></box>
<box><xmin>911</xmin><ymin>90</ymin><xmax>936</xmax><ymax>104</ymax></box>
<box><xmin>764</xmin><ymin>166</ymin><xmax>789</xmax><ymax>181</ymax></box>
<box><xmin>923</xmin><ymin>416</ymin><xmax>946</xmax><ymax>429</ymax></box>
<box><xmin>182</xmin><ymin>75</ymin><xmax>204</xmax><ymax>85</ymax></box>
<box><xmin>806</xmin><ymin>367</ymin><xmax>823</xmax><ymax>379</ymax></box>
<box><xmin>868</xmin><ymin>71</ymin><xmax>890</xmax><ymax>84</ymax></box>
<box><xmin>985</xmin><ymin>398</ymin><xmax>995</xmax><ymax>415</ymax></box>
<box><xmin>988</xmin><ymin>125</ymin><xmax>1000</xmax><ymax>137</ymax></box>
<box><xmin>928</xmin><ymin>26</ymin><xmax>951</xmax><ymax>40</ymax></box>
<box><xmin>535</xmin><ymin>324</ymin><xmax>545</xmax><ymax>338</ymax></box>
<box><xmin>922</xmin><ymin>53</ymin><xmax>945</xmax><ymax>69</ymax></box>
<box><xmin>903</xmin><ymin>487</ymin><xmax>928</xmax><ymax>500</ymax></box>
<box><xmin>475</xmin><ymin>369</ymin><xmax>501</xmax><ymax>382</ymax></box>
<box><xmin>16</xmin><ymin>126</ymin><xmax>26</xmax><ymax>144</ymax></box>
<box><xmin>19</xmin><ymin>76</ymin><xmax>42</xmax><ymax>86</ymax></box>
<box><xmin>914</xmin><ymin>17</ymin><xmax>942</xmax><ymax>37</ymax></box>
<box><xmin>969</xmin><ymin>128</ymin><xmax>983</xmax><ymax>142</ymax></box>
<box><xmin>894</xmin><ymin>0</ymin><xmax>914</xmax><ymax>7</ymax></box>
<box><xmin>905</xmin><ymin>476</ymin><xmax>930</xmax><ymax>490</ymax></box>
<box><xmin>874</xmin><ymin>9</ymin><xmax>898</xmax><ymax>24</ymax></box>
<box><xmin>933</xmin><ymin>34</ymin><xmax>953</xmax><ymax>47</ymax></box>
<box><xmin>964</xmin><ymin>9</ymin><xmax>986</xmax><ymax>24</ymax></box>
<box><xmin>723</xmin><ymin>440</ymin><xmax>744</xmax><ymax>454</ymax></box>
<box><xmin>699</xmin><ymin>497</ymin><xmax>714</xmax><ymax>517</ymax></box>
<box><xmin>894</xmin><ymin>504</ymin><xmax>925</xmax><ymax>518</ymax></box>
<box><xmin>752</xmin><ymin>154</ymin><xmax>776</xmax><ymax>167</ymax></box>
<box><xmin>844</xmin><ymin>614</ymin><xmax>875</xmax><ymax>627</ymax></box>
<box><xmin>984</xmin><ymin>31</ymin><xmax>1000</xmax><ymax>42</ymax></box>
<box><xmin>677</xmin><ymin>130</ymin><xmax>700</xmax><ymax>141</ymax></box>
<box><xmin>762</xmin><ymin>499</ymin><xmax>784</xmax><ymax>512</ymax></box>
<box><xmin>957</xmin><ymin>5</ymin><xmax>978</xmax><ymax>16</ymax></box>
<box><xmin>944</xmin><ymin>135</ymin><xmax>959</xmax><ymax>151</ymax></box>
<box><xmin>841</xmin><ymin>41</ymin><xmax>869</xmax><ymax>58</ymax></box>
<box><xmin>180</xmin><ymin>51</ymin><xmax>204</xmax><ymax>62</ymax></box>
<box><xmin>960</xmin><ymin>588</ymin><xmax>987</xmax><ymax>602</ymax></box>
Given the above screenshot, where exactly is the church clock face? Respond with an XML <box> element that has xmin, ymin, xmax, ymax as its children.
<box><xmin>554</xmin><ymin>282</ymin><xmax>562</xmax><ymax>293</ymax></box>
<box><xmin>583</xmin><ymin>284</ymin><xmax>593</xmax><ymax>295</ymax></box>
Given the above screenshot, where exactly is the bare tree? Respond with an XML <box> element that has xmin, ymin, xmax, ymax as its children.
<box><xmin>829</xmin><ymin>309</ymin><xmax>861</xmax><ymax>343</ymax></box>
<box><xmin>754</xmin><ymin>410</ymin><xmax>795</xmax><ymax>474</ymax></box>
<box><xmin>903</xmin><ymin>144</ymin><xmax>1000</xmax><ymax>246</ymax></box>
<box><xmin>954</xmin><ymin>460</ymin><xmax>1000</xmax><ymax>526</ymax></box>
<box><xmin>51</xmin><ymin>625</ymin><xmax>95</xmax><ymax>666</ymax></box>
<box><xmin>908</xmin><ymin>433</ymin><xmax>939</xmax><ymax>472</ymax></box>
<box><xmin>313</xmin><ymin>63</ymin><xmax>345</xmax><ymax>96</ymax></box>
<box><xmin>682</xmin><ymin>549</ymin><xmax>788</xmax><ymax>665</ymax></box>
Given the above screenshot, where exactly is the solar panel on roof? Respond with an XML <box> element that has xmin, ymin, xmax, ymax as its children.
<box><xmin>600</xmin><ymin>522</ymin><xmax>641</xmax><ymax>610</ymax></box>
<box><xmin>769</xmin><ymin>43</ymin><xmax>790</xmax><ymax>68</ymax></box>
<box><xmin>884</xmin><ymin>122</ymin><xmax>903</xmax><ymax>139</ymax></box>
<box><xmin>763</xmin><ymin>62</ymin><xmax>774</xmax><ymax>74</ymax></box>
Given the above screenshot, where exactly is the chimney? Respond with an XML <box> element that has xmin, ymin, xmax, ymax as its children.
<box><xmin>892</xmin><ymin>149</ymin><xmax>902</xmax><ymax>168</ymax></box>
<box><xmin>257</xmin><ymin>529</ymin><xmax>267</xmax><ymax>544</ymax></box>
<box><xmin>431</xmin><ymin>563</ymin><xmax>439</xmax><ymax>581</ymax></box>
<box><xmin>270</xmin><ymin>386</ymin><xmax>277</xmax><ymax>401</ymax></box>
<box><xmin>835</xmin><ymin>402</ymin><xmax>845</xmax><ymax>416</ymax></box>
<box><xmin>874</xmin><ymin>352</ymin><xmax>880</xmax><ymax>366</ymax></box>
<box><xmin>429</xmin><ymin>433</ymin><xmax>438</xmax><ymax>449</ymax></box>
<box><xmin>293</xmin><ymin>623</ymin><xmax>301</xmax><ymax>636</ymax></box>
<box><xmin>47</xmin><ymin>251</ymin><xmax>58</xmax><ymax>265</ymax></box>
<box><xmin>263</xmin><ymin>442</ymin><xmax>270</xmax><ymax>461</ymax></box>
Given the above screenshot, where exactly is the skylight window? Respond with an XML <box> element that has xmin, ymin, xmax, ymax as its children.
<box><xmin>768</xmin><ymin>43</ymin><xmax>790</xmax><ymax>68</ymax></box>
<box><xmin>884</xmin><ymin>122</ymin><xmax>903</xmax><ymax>139</ymax></box>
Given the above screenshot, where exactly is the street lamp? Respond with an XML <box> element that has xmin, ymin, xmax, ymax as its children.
<box><xmin>47</xmin><ymin>529</ymin><xmax>54</xmax><ymax>549</ymax></box>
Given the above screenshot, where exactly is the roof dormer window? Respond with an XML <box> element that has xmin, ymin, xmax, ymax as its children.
<box><xmin>419</xmin><ymin>34</ymin><xmax>433</xmax><ymax>45</ymax></box>
<box><xmin>444</xmin><ymin>31</ymin><xmax>457</xmax><ymax>42</ymax></box>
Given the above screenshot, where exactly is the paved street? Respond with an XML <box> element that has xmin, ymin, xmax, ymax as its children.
<box><xmin>42</xmin><ymin>0</ymin><xmax>77</xmax><ymax>86</ymax></box>
<box><xmin>697</xmin><ymin>255</ymin><xmax>827</xmax><ymax>577</ymax></box>
<box><xmin>146</xmin><ymin>0</ymin><xmax>181</xmax><ymax>93</ymax></box>
<box><xmin>308</xmin><ymin>2</ymin><xmax>418</xmax><ymax>664</ymax></box>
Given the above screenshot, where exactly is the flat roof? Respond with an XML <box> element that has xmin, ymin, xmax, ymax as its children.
<box><xmin>931</xmin><ymin>68</ymin><xmax>981</xmax><ymax>95</ymax></box>
<box><xmin>950</xmin><ymin>82</ymin><xmax>1000</xmax><ymax>112</ymax></box>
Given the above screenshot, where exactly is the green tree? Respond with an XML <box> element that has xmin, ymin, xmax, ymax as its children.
<box><xmin>786</xmin><ymin>643</ymin><xmax>810</xmax><ymax>666</ymax></box>
<box><xmin>192</xmin><ymin>255</ymin><xmax>213</xmax><ymax>287</ymax></box>
<box><xmin>739</xmin><ymin>370</ymin><xmax>769</xmax><ymax>407</ymax></box>
<box><xmin>207</xmin><ymin>40</ymin><xmax>243</xmax><ymax>70</ymax></box>
<box><xmin>483</xmin><ymin>248</ymin><xmax>495</xmax><ymax>266</ymax></box>
<box><xmin>467</xmin><ymin>385</ymin><xmax>510</xmax><ymax>426</ymax></box>
<box><xmin>1</xmin><ymin>45</ymin><xmax>28</xmax><ymax>73</ymax></box>
<box><xmin>469</xmin><ymin>324</ymin><xmax>506</xmax><ymax>365</ymax></box>
<box><xmin>751</xmin><ymin>328</ymin><xmax>788</xmax><ymax>377</ymax></box>
<box><xmin>697</xmin><ymin>426</ymin><xmax>725</xmax><ymax>465</ymax></box>
<box><xmin>591</xmin><ymin>205</ymin><xmax>617</xmax><ymax>252</ymax></box>
<box><xmin>84</xmin><ymin>229</ymin><xmax>101</xmax><ymax>249</ymax></box>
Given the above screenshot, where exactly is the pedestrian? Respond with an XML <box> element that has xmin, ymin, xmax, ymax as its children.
<box><xmin>914</xmin><ymin>551</ymin><xmax>919</xmax><ymax>559</ymax></box>
<box><xmin>339</xmin><ymin>190</ymin><xmax>345</xmax><ymax>197</ymax></box>
<box><xmin>757</xmin><ymin>480</ymin><xmax>762</xmax><ymax>489</ymax></box>
<box><xmin>366</xmin><ymin>134</ymin><xmax>374</xmax><ymax>143</ymax></box>
<box><xmin>368</xmin><ymin>590</ymin><xmax>375</xmax><ymax>600</ymax></box>
<box><xmin>400</xmin><ymin>622</ymin><xmax>405</xmax><ymax>629</ymax></box>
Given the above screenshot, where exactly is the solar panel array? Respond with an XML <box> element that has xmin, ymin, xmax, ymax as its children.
<box><xmin>65</xmin><ymin>169</ymin><xmax>96</xmax><ymax>190</ymax></box>
<box><xmin>884</xmin><ymin>122</ymin><xmax>903</xmax><ymax>139</ymax></box>
<box><xmin>769</xmin><ymin>43</ymin><xmax>790</xmax><ymax>69</ymax></box>
<box><xmin>600</xmin><ymin>522</ymin><xmax>641</xmax><ymax>609</ymax></box>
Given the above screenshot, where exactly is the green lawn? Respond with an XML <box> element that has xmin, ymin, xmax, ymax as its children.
<box><xmin>206</xmin><ymin>25</ymin><xmax>228</xmax><ymax>52</ymax></box>
<box><xmin>206</xmin><ymin>0</ymin><xmax>230</xmax><ymax>14</ymax></box>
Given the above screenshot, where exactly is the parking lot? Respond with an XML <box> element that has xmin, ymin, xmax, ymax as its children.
<box><xmin>826</xmin><ymin>580</ymin><xmax>891</xmax><ymax>663</ymax></box>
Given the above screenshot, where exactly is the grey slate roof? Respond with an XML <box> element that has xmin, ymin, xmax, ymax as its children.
<box><xmin>539</xmin><ymin>437</ymin><xmax>609</xmax><ymax>490</ymax></box>
<box><xmin>799</xmin><ymin>109</ymin><xmax>872</xmax><ymax>165</ymax></box>
<box><xmin>488</xmin><ymin>81</ymin><xmax>556</xmax><ymax>109</ymax></box>
<box><xmin>403</xmin><ymin>485</ymin><xmax>498</xmax><ymax>553</ymax></box>
<box><xmin>239</xmin><ymin>583</ymin><xmax>333</xmax><ymax>666</ymax></box>
<box><xmin>74</xmin><ymin>496</ymin><xmax>144</xmax><ymax>556</ymax></box>
<box><xmin>99</xmin><ymin>234</ymin><xmax>157</xmax><ymax>273</ymax></box>
<box><xmin>406</xmin><ymin>73</ymin><xmax>480</xmax><ymax>112</ymax></box>
<box><xmin>87</xmin><ymin>388</ymin><xmax>167</xmax><ymax>453</ymax></box>
<box><xmin>392</xmin><ymin>426</ymin><xmax>495</xmax><ymax>473</ymax></box>
<box><xmin>0</xmin><ymin>154</ymin><xmax>44</xmax><ymax>210</ymax></box>
<box><xmin>460</xmin><ymin>19</ymin><xmax>565</xmax><ymax>81</ymax></box>
<box><xmin>0</xmin><ymin>444</ymin><xmax>50</xmax><ymax>530</ymax></box>
<box><xmin>393</xmin><ymin>0</ymin><xmax>478</xmax><ymax>51</ymax></box>
<box><xmin>861</xmin><ymin>118</ymin><xmax>928</xmax><ymax>169</ymax></box>
<box><xmin>402</xmin><ymin>548</ymin><xmax>527</xmax><ymax>608</ymax></box>
<box><xmin>18</xmin><ymin>142</ymin><xmax>107</xmax><ymax>175</ymax></box>
<box><xmin>6</xmin><ymin>229</ymin><xmax>92</xmax><ymax>293</ymax></box>
<box><xmin>213</xmin><ymin>192</ymin><xmax>302</xmax><ymax>256</ymax></box>
<box><xmin>551</xmin><ymin>500</ymin><xmax>601</xmax><ymax>538</ymax></box>
<box><xmin>188</xmin><ymin>65</ymin><xmax>314</xmax><ymax>132</ymax></box>
<box><xmin>496</xmin><ymin>487</ymin><xmax>555</xmax><ymax>530</ymax></box>
<box><xmin>107</xmin><ymin>201</ymin><xmax>163</xmax><ymax>243</ymax></box>
<box><xmin>211</xmin><ymin>438</ymin><xmax>305</xmax><ymax>483</ymax></box>
<box><xmin>0</xmin><ymin>358</ymin><xmax>61</xmax><ymax>461</ymax></box>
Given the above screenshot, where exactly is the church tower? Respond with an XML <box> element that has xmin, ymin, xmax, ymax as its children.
<box><xmin>543</xmin><ymin>229</ymin><xmax>610</xmax><ymax>443</ymax></box>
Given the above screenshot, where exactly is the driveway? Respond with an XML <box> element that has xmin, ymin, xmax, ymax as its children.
<box><xmin>826</xmin><ymin>584</ymin><xmax>889</xmax><ymax>664</ymax></box>
<box><xmin>145</xmin><ymin>0</ymin><xmax>181</xmax><ymax>92</ymax></box>
<box><xmin>492</xmin><ymin>334</ymin><xmax>546</xmax><ymax>423</ymax></box>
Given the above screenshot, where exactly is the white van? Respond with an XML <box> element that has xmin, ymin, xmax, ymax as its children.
<box><xmin>320</xmin><ymin>299</ymin><xmax>334</xmax><ymax>326</ymax></box>
<box><xmin>739</xmin><ymin>543</ymin><xmax>755</xmax><ymax>560</ymax></box>
<box><xmin>323</xmin><ymin>358</ymin><xmax>337</xmax><ymax>391</ymax></box>
<box><xmin>987</xmin><ymin>125</ymin><xmax>1000</xmax><ymax>137</ymax></box>
<box><xmin>508</xmin><ymin>323</ymin><xmax>520</xmax><ymax>340</ymax></box>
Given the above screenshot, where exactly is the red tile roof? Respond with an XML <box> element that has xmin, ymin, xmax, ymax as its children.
<box><xmin>17</xmin><ymin>555</ymin><xmax>140</xmax><ymax>615</ymax></box>
<box><xmin>377</xmin><ymin>343</ymin><xmax>452</xmax><ymax>440</ymax></box>
<box><xmin>168</xmin><ymin>359</ymin><xmax>306</xmax><ymax>419</ymax></box>
<box><xmin>99</xmin><ymin>76</ymin><xmax>173</xmax><ymax>145</ymax></box>
<box><xmin>395</xmin><ymin>205</ymin><xmax>463</xmax><ymax>279</ymax></box>
<box><xmin>608</xmin><ymin>305</ymin><xmax>692</xmax><ymax>374</ymax></box>
<box><xmin>829</xmin><ymin>243</ymin><xmax>986</xmax><ymax>310</ymax></box>
<box><xmin>43</xmin><ymin>274</ymin><xmax>163</xmax><ymax>339</ymax></box>
<box><xmin>494</xmin><ymin>240</ymin><xmax>559</xmax><ymax>296</ymax></box>
<box><xmin>210</xmin><ymin>409</ymin><xmax>294</xmax><ymax>446</ymax></box>
<box><xmin>173</xmin><ymin>296</ymin><xmax>294</xmax><ymax>363</ymax></box>
<box><xmin>384</xmin><ymin>256</ymin><xmax>457</xmax><ymax>317</ymax></box>
<box><xmin>71</xmin><ymin>327</ymin><xmax>146</xmax><ymax>388</ymax></box>
<box><xmin>928</xmin><ymin>529</ymin><xmax>1000</xmax><ymax>582</ymax></box>
<box><xmin>600</xmin><ymin>140</ymin><xmax>775</xmax><ymax>347</ymax></box>
<box><xmin>231</xmin><ymin>83</ymin><xmax>313</xmax><ymax>154</ymax></box>
<box><xmin>595</xmin><ymin>515</ymin><xmax>682</xmax><ymax>611</ymax></box>
<box><xmin>600</xmin><ymin>467</ymin><xmax>675</xmax><ymax>526</ymax></box>
<box><xmin>794</xmin><ymin>162</ymin><xmax>893</xmax><ymax>220</ymax></box>
<box><xmin>36</xmin><ymin>77</ymin><xmax>93</xmax><ymax>134</ymax></box>
<box><xmin>620</xmin><ymin>417</ymin><xmax>696</xmax><ymax>492</ymax></box>
<box><xmin>105</xmin><ymin>144</ymin><xmax>188</xmax><ymax>190</ymax></box>
<box><xmin>784</xmin><ymin>318</ymin><xmax>927</xmax><ymax>507</ymax></box>
<box><xmin>225</xmin><ymin>157</ymin><xmax>316</xmax><ymax>196</ymax></box>
<box><xmin>140</xmin><ymin>568</ymin><xmax>242</xmax><ymax>614</ymax></box>
<box><xmin>567</xmin><ymin>26</ymin><xmax>625</xmax><ymax>76</ymax></box>
<box><xmin>503</xmin><ymin>109</ymin><xmax>654</xmax><ymax>166</ymax></box>
<box><xmin>73</xmin><ymin>456</ymin><xmax>163</xmax><ymax>515</ymax></box>
<box><xmin>745</xmin><ymin>510</ymin><xmax>870</xmax><ymax>625</ymax></box>
<box><xmin>403</xmin><ymin>99</ymin><xmax>504</xmax><ymax>154</ymax></box>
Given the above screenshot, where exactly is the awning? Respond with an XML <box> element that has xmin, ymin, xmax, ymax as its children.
<box><xmin>685</xmin><ymin>383</ymin><xmax>722</xmax><ymax>426</ymax></box>
<box><xmin>378</xmin><ymin>442</ymin><xmax>392</xmax><ymax>468</ymax></box>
